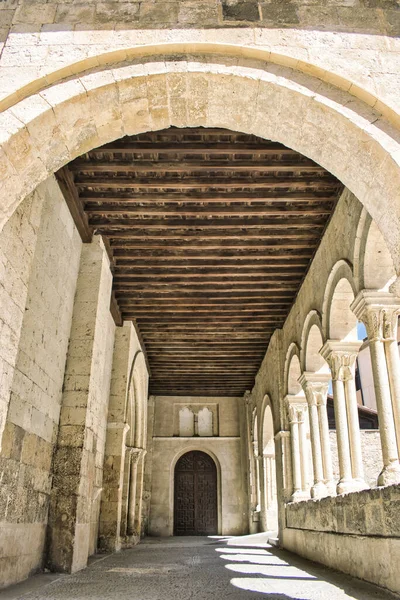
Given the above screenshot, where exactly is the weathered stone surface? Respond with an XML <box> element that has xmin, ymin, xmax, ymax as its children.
<box><xmin>222</xmin><ymin>0</ymin><xmax>260</xmax><ymax>22</ymax></box>
<box><xmin>0</xmin><ymin>4</ymin><xmax>400</xmax><ymax>596</ymax></box>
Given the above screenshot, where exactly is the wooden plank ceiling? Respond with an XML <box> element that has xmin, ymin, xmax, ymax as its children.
<box><xmin>62</xmin><ymin>127</ymin><xmax>343</xmax><ymax>397</ymax></box>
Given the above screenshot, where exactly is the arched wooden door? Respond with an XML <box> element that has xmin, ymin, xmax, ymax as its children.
<box><xmin>174</xmin><ymin>451</ymin><xmax>218</xmax><ymax>535</ymax></box>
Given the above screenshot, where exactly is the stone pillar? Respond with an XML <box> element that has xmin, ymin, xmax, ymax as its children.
<box><xmin>253</xmin><ymin>441</ymin><xmax>262</xmax><ymax>510</ymax></box>
<box><xmin>285</xmin><ymin>396</ymin><xmax>309</xmax><ymax>501</ymax></box>
<box><xmin>127</xmin><ymin>448</ymin><xmax>142</xmax><ymax>536</ymax></box>
<box><xmin>351</xmin><ymin>291</ymin><xmax>400</xmax><ymax>485</ymax></box>
<box><xmin>48</xmin><ymin>237</ymin><xmax>113</xmax><ymax>573</ymax></box>
<box><xmin>316</xmin><ymin>383</ymin><xmax>336</xmax><ymax>495</ymax></box>
<box><xmin>320</xmin><ymin>341</ymin><xmax>367</xmax><ymax>494</ymax></box>
<box><xmin>244</xmin><ymin>392</ymin><xmax>258</xmax><ymax>533</ymax></box>
<box><xmin>98</xmin><ymin>423</ymin><xmax>129</xmax><ymax>552</ymax></box>
<box><xmin>274</xmin><ymin>430</ymin><xmax>292</xmax><ymax>504</ymax></box>
<box><xmin>134</xmin><ymin>450</ymin><xmax>147</xmax><ymax>537</ymax></box>
<box><xmin>299</xmin><ymin>373</ymin><xmax>331</xmax><ymax>498</ymax></box>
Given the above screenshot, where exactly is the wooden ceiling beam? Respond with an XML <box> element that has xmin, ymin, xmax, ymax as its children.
<box><xmin>76</xmin><ymin>178</ymin><xmax>336</xmax><ymax>190</ymax></box>
<box><xmin>85</xmin><ymin>205</ymin><xmax>333</xmax><ymax>217</ymax></box>
<box><xmin>55</xmin><ymin>167</ymin><xmax>93</xmax><ymax>243</ymax></box>
<box><xmin>82</xmin><ymin>193</ymin><xmax>338</xmax><ymax>203</ymax></box>
<box><xmin>72</xmin><ymin>160</ymin><xmax>325</xmax><ymax>173</ymax></box>
<box><xmin>101</xmin><ymin>232</ymin><xmax>320</xmax><ymax>241</ymax></box>
<box><xmin>65</xmin><ymin>127</ymin><xmax>342</xmax><ymax>397</ymax></box>
<box><xmin>89</xmin><ymin>219</ymin><xmax>326</xmax><ymax>230</ymax></box>
<box><xmin>112</xmin><ymin>250</ymin><xmax>312</xmax><ymax>260</ymax></box>
<box><xmin>89</xmin><ymin>142</ymin><xmax>300</xmax><ymax>154</ymax></box>
<box><xmin>117</xmin><ymin>300</ymin><xmax>290</xmax><ymax>307</ymax></box>
<box><xmin>114</xmin><ymin>267</ymin><xmax>303</xmax><ymax>276</ymax></box>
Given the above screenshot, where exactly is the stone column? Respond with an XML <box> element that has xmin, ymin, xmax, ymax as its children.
<box><xmin>316</xmin><ymin>382</ymin><xmax>336</xmax><ymax>494</ymax></box>
<box><xmin>134</xmin><ymin>450</ymin><xmax>147</xmax><ymax>537</ymax></box>
<box><xmin>299</xmin><ymin>373</ymin><xmax>330</xmax><ymax>498</ymax></box>
<box><xmin>274</xmin><ymin>430</ymin><xmax>292</xmax><ymax>504</ymax></box>
<box><xmin>321</xmin><ymin>341</ymin><xmax>367</xmax><ymax>493</ymax></box>
<box><xmin>127</xmin><ymin>448</ymin><xmax>142</xmax><ymax>537</ymax></box>
<box><xmin>351</xmin><ymin>291</ymin><xmax>400</xmax><ymax>485</ymax></box>
<box><xmin>286</xmin><ymin>396</ymin><xmax>309</xmax><ymax>501</ymax></box>
<box><xmin>253</xmin><ymin>441</ymin><xmax>262</xmax><ymax>510</ymax></box>
<box><xmin>98</xmin><ymin>422</ymin><xmax>130</xmax><ymax>552</ymax></box>
<box><xmin>48</xmin><ymin>237</ymin><xmax>113</xmax><ymax>573</ymax></box>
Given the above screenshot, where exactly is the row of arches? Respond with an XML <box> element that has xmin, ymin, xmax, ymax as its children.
<box><xmin>282</xmin><ymin>213</ymin><xmax>400</xmax><ymax>501</ymax></box>
<box><xmin>247</xmin><ymin>207</ymin><xmax>400</xmax><ymax>538</ymax></box>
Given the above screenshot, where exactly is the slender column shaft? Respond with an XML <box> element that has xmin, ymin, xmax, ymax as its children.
<box><xmin>290</xmin><ymin>419</ymin><xmax>302</xmax><ymax>496</ymax></box>
<box><xmin>321</xmin><ymin>341</ymin><xmax>366</xmax><ymax>493</ymax></box>
<box><xmin>134</xmin><ymin>452</ymin><xmax>146</xmax><ymax>537</ymax></box>
<box><xmin>298</xmin><ymin>413</ymin><xmax>309</xmax><ymax>495</ymax></box>
<box><xmin>344</xmin><ymin>373</ymin><xmax>366</xmax><ymax>485</ymax></box>
<box><xmin>369</xmin><ymin>339</ymin><xmax>399</xmax><ymax>483</ymax></box>
<box><xmin>384</xmin><ymin>337</ymin><xmax>400</xmax><ymax>454</ymax></box>
<box><xmin>261</xmin><ymin>456</ymin><xmax>268</xmax><ymax>514</ymax></box>
<box><xmin>309</xmin><ymin>402</ymin><xmax>324</xmax><ymax>485</ymax></box>
<box><xmin>351</xmin><ymin>291</ymin><xmax>400</xmax><ymax>485</ymax></box>
<box><xmin>299</xmin><ymin>374</ymin><xmax>331</xmax><ymax>498</ymax></box>
<box><xmin>332</xmin><ymin>378</ymin><xmax>353</xmax><ymax>490</ymax></box>
<box><xmin>127</xmin><ymin>449</ymin><xmax>141</xmax><ymax>536</ymax></box>
<box><xmin>318</xmin><ymin>400</ymin><xmax>334</xmax><ymax>490</ymax></box>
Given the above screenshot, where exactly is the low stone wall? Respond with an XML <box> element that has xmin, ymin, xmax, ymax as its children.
<box><xmin>286</xmin><ymin>484</ymin><xmax>400</xmax><ymax>537</ymax></box>
<box><xmin>283</xmin><ymin>484</ymin><xmax>400</xmax><ymax>595</ymax></box>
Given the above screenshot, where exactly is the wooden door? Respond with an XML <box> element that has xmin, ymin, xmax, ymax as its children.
<box><xmin>174</xmin><ymin>451</ymin><xmax>217</xmax><ymax>535</ymax></box>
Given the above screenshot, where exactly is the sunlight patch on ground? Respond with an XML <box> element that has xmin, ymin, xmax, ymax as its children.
<box><xmin>225</xmin><ymin>563</ymin><xmax>317</xmax><ymax>579</ymax></box>
<box><xmin>230</xmin><ymin>576</ymin><xmax>355</xmax><ymax>598</ymax></box>
<box><xmin>218</xmin><ymin>553</ymin><xmax>286</xmax><ymax>565</ymax></box>
<box><xmin>215</xmin><ymin>547</ymin><xmax>271</xmax><ymax>555</ymax></box>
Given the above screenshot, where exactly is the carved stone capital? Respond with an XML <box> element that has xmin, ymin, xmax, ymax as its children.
<box><xmin>127</xmin><ymin>447</ymin><xmax>143</xmax><ymax>464</ymax></box>
<box><xmin>244</xmin><ymin>390</ymin><xmax>253</xmax><ymax>406</ymax></box>
<box><xmin>320</xmin><ymin>340</ymin><xmax>361</xmax><ymax>381</ymax></box>
<box><xmin>298</xmin><ymin>372</ymin><xmax>330</xmax><ymax>407</ymax></box>
<box><xmin>351</xmin><ymin>290</ymin><xmax>400</xmax><ymax>342</ymax></box>
<box><xmin>285</xmin><ymin>394</ymin><xmax>308</xmax><ymax>424</ymax></box>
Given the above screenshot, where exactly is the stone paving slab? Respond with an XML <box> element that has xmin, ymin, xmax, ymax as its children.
<box><xmin>2</xmin><ymin>536</ymin><xmax>399</xmax><ymax>600</ymax></box>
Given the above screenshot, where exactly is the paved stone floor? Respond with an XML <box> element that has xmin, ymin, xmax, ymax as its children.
<box><xmin>2</xmin><ymin>536</ymin><xmax>399</xmax><ymax>600</ymax></box>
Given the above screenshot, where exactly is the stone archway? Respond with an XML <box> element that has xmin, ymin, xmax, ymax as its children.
<box><xmin>2</xmin><ymin>51</ymin><xmax>400</xmax><ymax>276</ymax></box>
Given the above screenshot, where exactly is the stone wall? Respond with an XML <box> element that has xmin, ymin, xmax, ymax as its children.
<box><xmin>148</xmin><ymin>395</ymin><xmax>248</xmax><ymax>536</ymax></box>
<box><xmin>47</xmin><ymin>236</ymin><xmax>115</xmax><ymax>574</ymax></box>
<box><xmin>0</xmin><ymin>187</ymin><xmax>43</xmax><ymax>449</ymax></box>
<box><xmin>286</xmin><ymin>483</ymin><xmax>400</xmax><ymax>538</ymax></box>
<box><xmin>2</xmin><ymin>1</ymin><xmax>399</xmax><ymax>33</ymax></box>
<box><xmin>0</xmin><ymin>176</ymin><xmax>82</xmax><ymax>588</ymax></box>
<box><xmin>283</xmin><ymin>484</ymin><xmax>400</xmax><ymax>594</ymax></box>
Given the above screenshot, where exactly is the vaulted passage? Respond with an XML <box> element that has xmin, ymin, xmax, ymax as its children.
<box><xmin>59</xmin><ymin>127</ymin><xmax>342</xmax><ymax>397</ymax></box>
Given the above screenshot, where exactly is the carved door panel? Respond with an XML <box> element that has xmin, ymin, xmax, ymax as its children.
<box><xmin>174</xmin><ymin>451</ymin><xmax>217</xmax><ymax>535</ymax></box>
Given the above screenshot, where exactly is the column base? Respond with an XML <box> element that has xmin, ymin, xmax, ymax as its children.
<box><xmin>352</xmin><ymin>478</ymin><xmax>369</xmax><ymax>492</ymax></box>
<box><xmin>291</xmin><ymin>490</ymin><xmax>310</xmax><ymax>502</ymax></box>
<box><xmin>325</xmin><ymin>480</ymin><xmax>337</xmax><ymax>496</ymax></box>
<box><xmin>311</xmin><ymin>481</ymin><xmax>328</xmax><ymax>499</ymax></box>
<box><xmin>377</xmin><ymin>461</ymin><xmax>400</xmax><ymax>486</ymax></box>
<box><xmin>336</xmin><ymin>479</ymin><xmax>359</xmax><ymax>495</ymax></box>
<box><xmin>120</xmin><ymin>533</ymin><xmax>140</xmax><ymax>549</ymax></box>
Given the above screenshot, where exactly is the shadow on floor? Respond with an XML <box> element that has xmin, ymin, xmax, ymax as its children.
<box><xmin>212</xmin><ymin>534</ymin><xmax>398</xmax><ymax>600</ymax></box>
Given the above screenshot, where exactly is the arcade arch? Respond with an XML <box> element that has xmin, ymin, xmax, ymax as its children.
<box><xmin>1</xmin><ymin>51</ymin><xmax>400</xmax><ymax>280</ymax></box>
<box><xmin>259</xmin><ymin>397</ymin><xmax>278</xmax><ymax>532</ymax></box>
<box><xmin>1</xmin><ymin>39</ymin><xmax>400</xmax><ymax>597</ymax></box>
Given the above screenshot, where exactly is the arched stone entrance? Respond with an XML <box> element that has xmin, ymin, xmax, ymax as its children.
<box><xmin>174</xmin><ymin>450</ymin><xmax>217</xmax><ymax>536</ymax></box>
